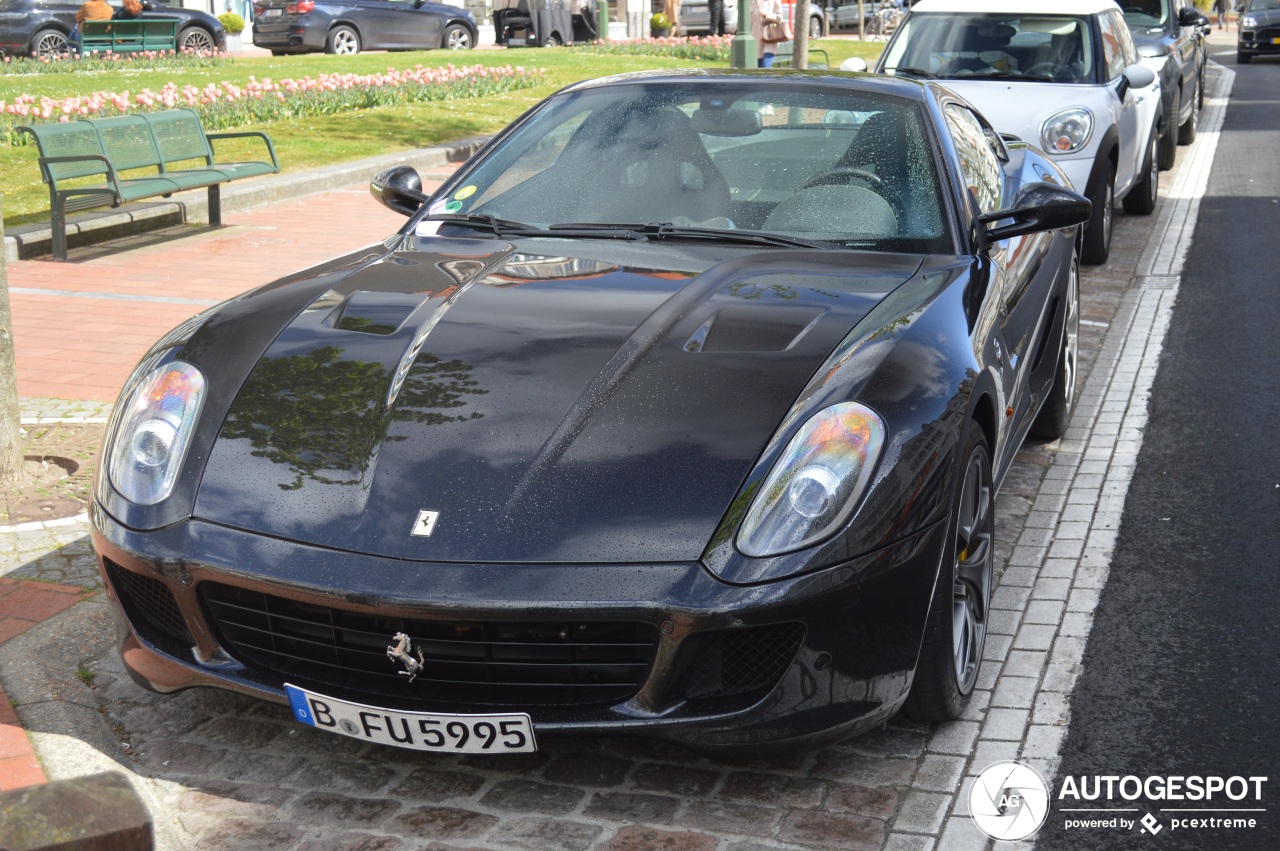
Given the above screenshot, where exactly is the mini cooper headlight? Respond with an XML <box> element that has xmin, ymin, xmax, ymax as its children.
<box><xmin>108</xmin><ymin>361</ymin><xmax>206</xmax><ymax>505</ymax></box>
<box><xmin>738</xmin><ymin>402</ymin><xmax>885</xmax><ymax>558</ymax></box>
<box><xmin>1041</xmin><ymin>108</ymin><xmax>1094</xmax><ymax>155</ymax></box>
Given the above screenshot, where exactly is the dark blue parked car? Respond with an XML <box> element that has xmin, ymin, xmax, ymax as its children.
<box><xmin>251</xmin><ymin>0</ymin><xmax>478</xmax><ymax>55</ymax></box>
<box><xmin>0</xmin><ymin>0</ymin><xmax>225</xmax><ymax>57</ymax></box>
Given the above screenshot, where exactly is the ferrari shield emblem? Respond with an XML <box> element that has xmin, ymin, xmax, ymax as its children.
<box><xmin>411</xmin><ymin>510</ymin><xmax>440</xmax><ymax>537</ymax></box>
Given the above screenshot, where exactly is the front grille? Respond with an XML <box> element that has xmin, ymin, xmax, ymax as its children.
<box><xmin>676</xmin><ymin>623</ymin><xmax>805</xmax><ymax>701</ymax></box>
<box><xmin>105</xmin><ymin>560</ymin><xmax>192</xmax><ymax>645</ymax></box>
<box><xmin>199</xmin><ymin>582</ymin><xmax>659</xmax><ymax>707</ymax></box>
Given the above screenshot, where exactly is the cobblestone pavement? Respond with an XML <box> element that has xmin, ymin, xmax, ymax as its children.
<box><xmin>0</xmin><ymin>67</ymin><xmax>1230</xmax><ymax>850</ymax></box>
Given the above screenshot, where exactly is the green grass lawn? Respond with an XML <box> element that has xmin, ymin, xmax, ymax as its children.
<box><xmin>0</xmin><ymin>39</ymin><xmax>883</xmax><ymax>229</ymax></box>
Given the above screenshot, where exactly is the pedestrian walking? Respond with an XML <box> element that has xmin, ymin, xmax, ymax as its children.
<box><xmin>1214</xmin><ymin>0</ymin><xmax>1228</xmax><ymax>29</ymax></box>
<box><xmin>751</xmin><ymin>0</ymin><xmax>786</xmax><ymax>67</ymax></box>
<box><xmin>709</xmin><ymin>0</ymin><xmax>727</xmax><ymax>36</ymax></box>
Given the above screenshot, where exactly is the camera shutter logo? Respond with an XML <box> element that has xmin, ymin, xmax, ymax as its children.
<box><xmin>969</xmin><ymin>761</ymin><xmax>1051</xmax><ymax>841</ymax></box>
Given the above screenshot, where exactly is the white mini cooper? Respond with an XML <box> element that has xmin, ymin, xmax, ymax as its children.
<box><xmin>872</xmin><ymin>0</ymin><xmax>1161</xmax><ymax>264</ymax></box>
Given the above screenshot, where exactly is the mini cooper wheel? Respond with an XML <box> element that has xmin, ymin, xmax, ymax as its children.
<box><xmin>442</xmin><ymin>23</ymin><xmax>473</xmax><ymax>49</ymax></box>
<box><xmin>1179</xmin><ymin>79</ymin><xmax>1199</xmax><ymax>145</ymax></box>
<box><xmin>1030</xmin><ymin>251</ymin><xmax>1079</xmax><ymax>441</ymax></box>
<box><xmin>31</xmin><ymin>28</ymin><xmax>68</xmax><ymax>58</ymax></box>
<box><xmin>326</xmin><ymin>25</ymin><xmax>361</xmax><ymax>55</ymax></box>
<box><xmin>1123</xmin><ymin>131</ymin><xmax>1158</xmax><ymax>215</ymax></box>
<box><xmin>1081</xmin><ymin>163</ymin><xmax>1114</xmax><ymax>265</ymax></box>
<box><xmin>177</xmin><ymin>26</ymin><xmax>217</xmax><ymax>53</ymax></box>
<box><xmin>904</xmin><ymin>429</ymin><xmax>993</xmax><ymax>721</ymax></box>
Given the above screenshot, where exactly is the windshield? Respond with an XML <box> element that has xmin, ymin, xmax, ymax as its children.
<box><xmin>1118</xmin><ymin>0</ymin><xmax>1168</xmax><ymax>29</ymax></box>
<box><xmin>428</xmin><ymin>81</ymin><xmax>950</xmax><ymax>253</ymax></box>
<box><xmin>883</xmin><ymin>13</ymin><xmax>1095</xmax><ymax>84</ymax></box>
<box><xmin>1246</xmin><ymin>0</ymin><xmax>1280</xmax><ymax>10</ymax></box>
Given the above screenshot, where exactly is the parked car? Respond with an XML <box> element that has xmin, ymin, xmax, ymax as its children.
<box><xmin>678</xmin><ymin>0</ymin><xmax>826</xmax><ymax>39</ymax></box>
<box><xmin>0</xmin><ymin>0</ymin><xmax>225</xmax><ymax>58</ymax></box>
<box><xmin>1118</xmin><ymin>0</ymin><xmax>1207</xmax><ymax>170</ymax></box>
<box><xmin>1237</xmin><ymin>0</ymin><xmax>1280</xmax><ymax>63</ymax></box>
<box><xmin>252</xmin><ymin>0</ymin><xmax>478</xmax><ymax>55</ymax></box>
<box><xmin>875</xmin><ymin>0</ymin><xmax>1161</xmax><ymax>264</ymax></box>
<box><xmin>92</xmin><ymin>69</ymin><xmax>1091</xmax><ymax>758</ymax></box>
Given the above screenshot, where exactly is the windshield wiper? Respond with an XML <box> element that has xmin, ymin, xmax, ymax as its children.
<box><xmin>885</xmin><ymin>66</ymin><xmax>938</xmax><ymax>79</ymax></box>
<box><xmin>553</xmin><ymin>222</ymin><xmax>827</xmax><ymax>249</ymax></box>
<box><xmin>422</xmin><ymin>213</ymin><xmax>544</xmax><ymax>237</ymax></box>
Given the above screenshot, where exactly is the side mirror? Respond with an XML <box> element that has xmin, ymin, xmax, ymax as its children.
<box><xmin>1177</xmin><ymin>6</ymin><xmax>1203</xmax><ymax>26</ymax></box>
<box><xmin>1116</xmin><ymin>62</ymin><xmax>1157</xmax><ymax>101</ymax></box>
<box><xmin>977</xmin><ymin>182</ymin><xmax>1091</xmax><ymax>242</ymax></box>
<box><xmin>371</xmin><ymin>166</ymin><xmax>429</xmax><ymax>216</ymax></box>
<box><xmin>840</xmin><ymin>57</ymin><xmax>868</xmax><ymax>72</ymax></box>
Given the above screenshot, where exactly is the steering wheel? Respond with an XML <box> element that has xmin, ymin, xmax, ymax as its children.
<box><xmin>802</xmin><ymin>167</ymin><xmax>885</xmax><ymax>191</ymax></box>
<box><xmin>1023</xmin><ymin>62</ymin><xmax>1066</xmax><ymax>80</ymax></box>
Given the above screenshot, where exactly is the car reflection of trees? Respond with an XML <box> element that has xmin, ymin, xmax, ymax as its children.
<box><xmin>220</xmin><ymin>345</ymin><xmax>486</xmax><ymax>490</ymax></box>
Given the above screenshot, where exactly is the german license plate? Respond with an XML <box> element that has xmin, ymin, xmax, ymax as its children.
<box><xmin>284</xmin><ymin>684</ymin><xmax>537</xmax><ymax>753</ymax></box>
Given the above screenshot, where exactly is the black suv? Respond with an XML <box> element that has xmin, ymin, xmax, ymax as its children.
<box><xmin>1119</xmin><ymin>0</ymin><xmax>1208</xmax><ymax>170</ymax></box>
<box><xmin>0</xmin><ymin>0</ymin><xmax>226</xmax><ymax>57</ymax></box>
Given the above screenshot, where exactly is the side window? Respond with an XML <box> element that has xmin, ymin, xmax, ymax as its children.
<box><xmin>1097</xmin><ymin>11</ymin><xmax>1130</xmax><ymax>79</ymax></box>
<box><xmin>943</xmin><ymin>104</ymin><xmax>1002</xmax><ymax>215</ymax></box>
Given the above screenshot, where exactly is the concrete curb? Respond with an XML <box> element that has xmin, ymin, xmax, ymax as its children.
<box><xmin>3</xmin><ymin>135</ymin><xmax>491</xmax><ymax>263</ymax></box>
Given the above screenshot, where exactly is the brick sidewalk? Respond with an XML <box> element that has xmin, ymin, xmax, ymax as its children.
<box><xmin>0</xmin><ymin>577</ymin><xmax>87</xmax><ymax>792</ymax></box>
<box><xmin>6</xmin><ymin>184</ymin><xmax>421</xmax><ymax>402</ymax></box>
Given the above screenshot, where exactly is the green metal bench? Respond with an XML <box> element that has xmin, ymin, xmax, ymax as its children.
<box><xmin>19</xmin><ymin>109</ymin><xmax>279</xmax><ymax>260</ymax></box>
<box><xmin>773</xmin><ymin>43</ymin><xmax>830</xmax><ymax>69</ymax></box>
<box><xmin>79</xmin><ymin>18</ymin><xmax>179</xmax><ymax>54</ymax></box>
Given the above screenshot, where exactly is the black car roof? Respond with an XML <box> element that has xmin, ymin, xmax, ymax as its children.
<box><xmin>558</xmin><ymin>69</ymin><xmax>933</xmax><ymax>103</ymax></box>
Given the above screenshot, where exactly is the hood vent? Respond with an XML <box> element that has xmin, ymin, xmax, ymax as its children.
<box><xmin>685</xmin><ymin>304</ymin><xmax>826</xmax><ymax>353</ymax></box>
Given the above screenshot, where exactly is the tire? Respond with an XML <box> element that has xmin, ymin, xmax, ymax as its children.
<box><xmin>442</xmin><ymin>23</ymin><xmax>474</xmax><ymax>49</ymax></box>
<box><xmin>542</xmin><ymin>31</ymin><xmax>562</xmax><ymax>47</ymax></box>
<box><xmin>1178</xmin><ymin>78</ymin><xmax>1199</xmax><ymax>145</ymax></box>
<box><xmin>1081</xmin><ymin>162</ymin><xmax>1114</xmax><ymax>265</ymax></box>
<box><xmin>1030</xmin><ymin>251</ymin><xmax>1079</xmax><ymax>441</ymax></box>
<box><xmin>809</xmin><ymin>15</ymin><xmax>822</xmax><ymax>40</ymax></box>
<box><xmin>1238</xmin><ymin>51</ymin><xmax>1252</xmax><ymax>65</ymax></box>
<box><xmin>177</xmin><ymin>26</ymin><xmax>217</xmax><ymax>53</ymax></box>
<box><xmin>904</xmin><ymin>428</ymin><xmax>993</xmax><ymax>721</ymax></box>
<box><xmin>1157</xmin><ymin>88</ymin><xmax>1178</xmax><ymax>171</ymax></box>
<box><xmin>30</xmin><ymin>27</ymin><xmax>68</xmax><ymax>58</ymax></box>
<box><xmin>1198</xmin><ymin>65</ymin><xmax>1206</xmax><ymax>109</ymax></box>
<box><xmin>1123</xmin><ymin>131</ymin><xmax>1158</xmax><ymax>215</ymax></box>
<box><xmin>326</xmin><ymin>24</ymin><xmax>360</xmax><ymax>55</ymax></box>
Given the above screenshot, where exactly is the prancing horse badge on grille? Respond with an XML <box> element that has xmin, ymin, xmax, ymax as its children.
<box><xmin>388</xmin><ymin>632</ymin><xmax>425</xmax><ymax>683</ymax></box>
<box><xmin>411</xmin><ymin>510</ymin><xmax>439</xmax><ymax>537</ymax></box>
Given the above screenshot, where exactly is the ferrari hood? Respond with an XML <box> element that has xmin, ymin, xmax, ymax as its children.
<box><xmin>193</xmin><ymin>236</ymin><xmax>920</xmax><ymax>563</ymax></box>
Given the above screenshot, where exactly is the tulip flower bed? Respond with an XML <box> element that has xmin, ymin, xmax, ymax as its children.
<box><xmin>1</xmin><ymin>64</ymin><xmax>544</xmax><ymax>146</ymax></box>
<box><xmin>574</xmin><ymin>35</ymin><xmax>732</xmax><ymax>61</ymax></box>
<box><xmin>0</xmin><ymin>49</ymin><xmax>229</xmax><ymax>77</ymax></box>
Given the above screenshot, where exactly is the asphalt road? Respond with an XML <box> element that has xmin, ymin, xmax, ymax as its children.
<box><xmin>1038</xmin><ymin>52</ymin><xmax>1280</xmax><ymax>850</ymax></box>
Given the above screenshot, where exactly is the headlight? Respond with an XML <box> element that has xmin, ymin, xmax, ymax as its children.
<box><xmin>1243</xmin><ymin>14</ymin><xmax>1256</xmax><ymax>27</ymax></box>
<box><xmin>108</xmin><ymin>361</ymin><xmax>206</xmax><ymax>505</ymax></box>
<box><xmin>737</xmin><ymin>402</ymin><xmax>885</xmax><ymax>558</ymax></box>
<box><xmin>1041</xmin><ymin>108</ymin><xmax>1094</xmax><ymax>155</ymax></box>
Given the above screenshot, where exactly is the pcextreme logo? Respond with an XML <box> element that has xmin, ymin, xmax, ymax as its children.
<box><xmin>968</xmin><ymin>764</ymin><xmax>1269</xmax><ymax>841</ymax></box>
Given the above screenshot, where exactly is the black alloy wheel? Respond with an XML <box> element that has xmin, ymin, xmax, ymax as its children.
<box><xmin>1123</xmin><ymin>131</ymin><xmax>1159</xmax><ymax>215</ymax></box>
<box><xmin>1081</xmin><ymin>162</ymin><xmax>1114</xmax><ymax>264</ymax></box>
<box><xmin>1031</xmin><ymin>251</ymin><xmax>1080</xmax><ymax>441</ymax></box>
<box><xmin>904</xmin><ymin>429</ymin><xmax>993</xmax><ymax>720</ymax></box>
<box><xmin>1157</xmin><ymin>88</ymin><xmax>1178</xmax><ymax>171</ymax></box>
<box><xmin>1179</xmin><ymin>78</ymin><xmax>1200</xmax><ymax>144</ymax></box>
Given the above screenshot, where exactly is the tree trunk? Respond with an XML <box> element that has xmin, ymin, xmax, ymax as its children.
<box><xmin>0</xmin><ymin>198</ymin><xmax>23</xmax><ymax>484</ymax></box>
<box><xmin>793</xmin><ymin>0</ymin><xmax>811</xmax><ymax>69</ymax></box>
